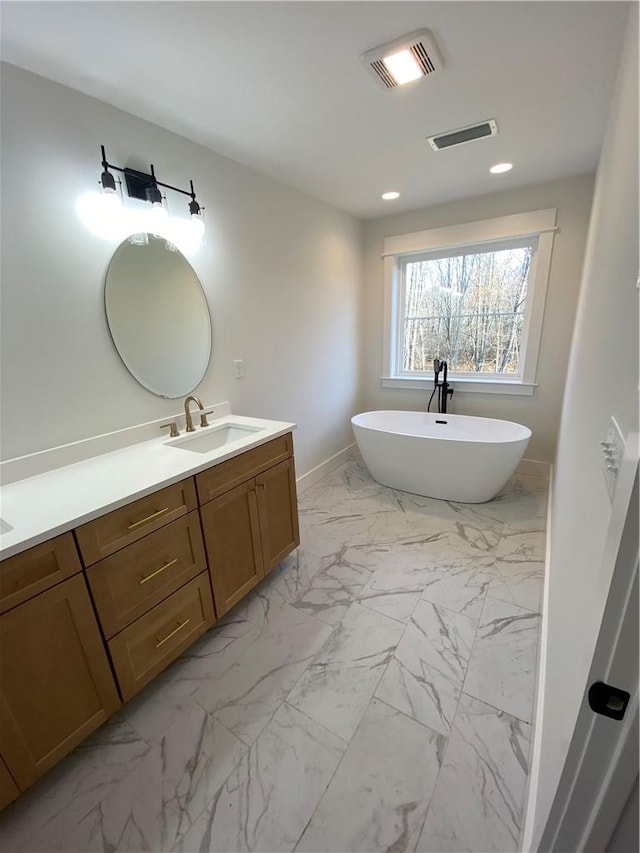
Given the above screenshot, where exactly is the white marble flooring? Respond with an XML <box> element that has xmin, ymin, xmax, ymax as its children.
<box><xmin>0</xmin><ymin>458</ymin><xmax>548</xmax><ymax>853</ymax></box>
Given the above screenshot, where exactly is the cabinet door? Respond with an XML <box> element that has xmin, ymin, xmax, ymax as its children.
<box><xmin>0</xmin><ymin>755</ymin><xmax>19</xmax><ymax>812</ymax></box>
<box><xmin>200</xmin><ymin>480</ymin><xmax>264</xmax><ymax>617</ymax></box>
<box><xmin>256</xmin><ymin>458</ymin><xmax>300</xmax><ymax>575</ymax></box>
<box><xmin>0</xmin><ymin>575</ymin><xmax>121</xmax><ymax>790</ymax></box>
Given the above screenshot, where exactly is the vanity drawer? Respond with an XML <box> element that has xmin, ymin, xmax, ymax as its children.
<box><xmin>196</xmin><ymin>432</ymin><xmax>293</xmax><ymax>504</ymax></box>
<box><xmin>86</xmin><ymin>512</ymin><xmax>208</xmax><ymax>638</ymax></box>
<box><xmin>108</xmin><ymin>572</ymin><xmax>215</xmax><ymax>701</ymax></box>
<box><xmin>75</xmin><ymin>479</ymin><xmax>198</xmax><ymax>565</ymax></box>
<box><xmin>0</xmin><ymin>533</ymin><xmax>82</xmax><ymax>614</ymax></box>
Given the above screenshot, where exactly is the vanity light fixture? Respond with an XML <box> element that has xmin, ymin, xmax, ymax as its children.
<box><xmin>97</xmin><ymin>145</ymin><xmax>205</xmax><ymax>244</ymax></box>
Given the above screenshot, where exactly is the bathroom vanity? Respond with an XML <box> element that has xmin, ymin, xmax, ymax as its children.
<box><xmin>0</xmin><ymin>417</ymin><xmax>299</xmax><ymax>809</ymax></box>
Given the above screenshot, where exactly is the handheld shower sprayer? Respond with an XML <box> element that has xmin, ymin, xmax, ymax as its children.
<box><xmin>428</xmin><ymin>357</ymin><xmax>454</xmax><ymax>414</ymax></box>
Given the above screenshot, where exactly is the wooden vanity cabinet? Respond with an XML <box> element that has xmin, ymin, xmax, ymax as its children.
<box><xmin>0</xmin><ymin>756</ymin><xmax>19</xmax><ymax>812</ymax></box>
<box><xmin>200</xmin><ymin>480</ymin><xmax>265</xmax><ymax>616</ymax></box>
<box><xmin>0</xmin><ymin>574</ymin><xmax>121</xmax><ymax>791</ymax></box>
<box><xmin>255</xmin><ymin>457</ymin><xmax>299</xmax><ymax>575</ymax></box>
<box><xmin>199</xmin><ymin>434</ymin><xmax>300</xmax><ymax>617</ymax></box>
<box><xmin>0</xmin><ymin>431</ymin><xmax>299</xmax><ymax>806</ymax></box>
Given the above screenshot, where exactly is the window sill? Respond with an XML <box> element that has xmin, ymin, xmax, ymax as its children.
<box><xmin>380</xmin><ymin>376</ymin><xmax>537</xmax><ymax>396</ymax></box>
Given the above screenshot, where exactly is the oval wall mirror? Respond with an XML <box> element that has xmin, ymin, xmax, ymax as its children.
<box><xmin>105</xmin><ymin>235</ymin><xmax>212</xmax><ymax>398</ymax></box>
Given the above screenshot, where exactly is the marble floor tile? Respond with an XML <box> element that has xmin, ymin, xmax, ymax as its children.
<box><xmin>357</xmin><ymin>587</ymin><xmax>422</xmax><ymax>622</ymax></box>
<box><xmin>122</xmin><ymin>610</ymin><xmax>262</xmax><ymax>743</ymax></box>
<box><xmin>497</xmin><ymin>522</ymin><xmax>547</xmax><ymax>561</ymax></box>
<box><xmin>0</xmin><ymin>459</ymin><xmax>548</xmax><ymax>853</ymax></box>
<box><xmin>58</xmin><ymin>703</ymin><xmax>247</xmax><ymax>853</ymax></box>
<box><xmin>0</xmin><ymin>718</ymin><xmax>149</xmax><ymax>852</ymax></box>
<box><xmin>179</xmin><ymin>702</ymin><xmax>346</xmax><ymax>853</ymax></box>
<box><xmin>297</xmin><ymin>697</ymin><xmax>446</xmax><ymax>853</ymax></box>
<box><xmin>195</xmin><ymin>603</ymin><xmax>333</xmax><ymax>745</ymax></box>
<box><xmin>237</xmin><ymin>550</ymin><xmax>313</xmax><ymax>630</ymax></box>
<box><xmin>419</xmin><ymin>551</ymin><xmax>494</xmax><ymax>620</ymax></box>
<box><xmin>488</xmin><ymin>523</ymin><xmax>546</xmax><ymax>612</ymax></box>
<box><xmin>499</xmin><ymin>475</ymin><xmax>549</xmax><ymax>525</ymax></box>
<box><xmin>287</xmin><ymin>601</ymin><xmax>405</xmax><ymax>740</ymax></box>
<box><xmin>449</xmin><ymin>515</ymin><xmax>504</xmax><ymax>555</ymax></box>
<box><xmin>375</xmin><ymin>599</ymin><xmax>477</xmax><ymax>734</ymax></box>
<box><xmin>464</xmin><ymin>596</ymin><xmax>541</xmax><ymax>723</ymax></box>
<box><xmin>489</xmin><ymin>562</ymin><xmax>544</xmax><ymax>614</ymax></box>
<box><xmin>416</xmin><ymin>693</ymin><xmax>531</xmax><ymax>853</ymax></box>
<box><xmin>291</xmin><ymin>543</ymin><xmax>378</xmax><ymax>625</ymax></box>
<box><xmin>298</xmin><ymin>494</ymin><xmax>402</xmax><ymax>558</ymax></box>
<box><xmin>356</xmin><ymin>539</ymin><xmax>452</xmax><ymax>597</ymax></box>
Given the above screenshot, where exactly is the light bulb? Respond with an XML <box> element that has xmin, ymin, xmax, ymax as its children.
<box><xmin>76</xmin><ymin>191</ymin><xmax>124</xmax><ymax>240</ymax></box>
<box><xmin>382</xmin><ymin>49</ymin><xmax>423</xmax><ymax>85</ymax></box>
<box><xmin>189</xmin><ymin>213</ymin><xmax>205</xmax><ymax>241</ymax></box>
<box><xmin>146</xmin><ymin>201</ymin><xmax>168</xmax><ymax>236</ymax></box>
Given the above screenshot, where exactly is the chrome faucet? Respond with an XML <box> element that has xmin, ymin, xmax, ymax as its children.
<box><xmin>184</xmin><ymin>396</ymin><xmax>210</xmax><ymax>432</ymax></box>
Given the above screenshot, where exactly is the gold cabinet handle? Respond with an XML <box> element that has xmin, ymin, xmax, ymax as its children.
<box><xmin>139</xmin><ymin>558</ymin><xmax>178</xmax><ymax>585</ymax></box>
<box><xmin>127</xmin><ymin>507</ymin><xmax>170</xmax><ymax>530</ymax></box>
<box><xmin>155</xmin><ymin>618</ymin><xmax>190</xmax><ymax>649</ymax></box>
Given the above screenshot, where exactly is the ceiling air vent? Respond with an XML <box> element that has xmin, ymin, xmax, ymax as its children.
<box><xmin>362</xmin><ymin>29</ymin><xmax>443</xmax><ymax>91</ymax></box>
<box><xmin>427</xmin><ymin>119</ymin><xmax>498</xmax><ymax>151</ymax></box>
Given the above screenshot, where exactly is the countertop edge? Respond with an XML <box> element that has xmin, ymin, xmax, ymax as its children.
<box><xmin>0</xmin><ymin>419</ymin><xmax>296</xmax><ymax>561</ymax></box>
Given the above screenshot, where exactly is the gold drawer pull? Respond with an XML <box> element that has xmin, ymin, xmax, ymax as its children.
<box><xmin>139</xmin><ymin>558</ymin><xmax>179</xmax><ymax>585</ymax></box>
<box><xmin>127</xmin><ymin>507</ymin><xmax>170</xmax><ymax>530</ymax></box>
<box><xmin>155</xmin><ymin>618</ymin><xmax>190</xmax><ymax>649</ymax></box>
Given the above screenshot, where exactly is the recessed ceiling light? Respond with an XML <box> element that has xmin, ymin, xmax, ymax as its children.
<box><xmin>490</xmin><ymin>162</ymin><xmax>513</xmax><ymax>174</ymax></box>
<box><xmin>382</xmin><ymin>191</ymin><xmax>400</xmax><ymax>200</ymax></box>
<box><xmin>382</xmin><ymin>49</ymin><xmax>422</xmax><ymax>85</ymax></box>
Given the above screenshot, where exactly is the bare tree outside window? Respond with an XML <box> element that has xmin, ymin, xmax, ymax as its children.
<box><xmin>401</xmin><ymin>244</ymin><xmax>533</xmax><ymax>374</ymax></box>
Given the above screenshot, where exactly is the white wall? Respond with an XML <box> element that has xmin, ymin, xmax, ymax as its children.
<box><xmin>362</xmin><ymin>174</ymin><xmax>595</xmax><ymax>462</ymax></box>
<box><xmin>0</xmin><ymin>64</ymin><xmax>363</xmax><ymax>477</ymax></box>
<box><xmin>530</xmin><ymin>6</ymin><xmax>639</xmax><ymax>847</ymax></box>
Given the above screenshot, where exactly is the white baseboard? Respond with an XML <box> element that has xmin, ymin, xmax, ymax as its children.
<box><xmin>520</xmin><ymin>463</ymin><xmax>554</xmax><ymax>852</ymax></box>
<box><xmin>517</xmin><ymin>458</ymin><xmax>552</xmax><ymax>478</ymax></box>
<box><xmin>296</xmin><ymin>443</ymin><xmax>357</xmax><ymax>494</ymax></box>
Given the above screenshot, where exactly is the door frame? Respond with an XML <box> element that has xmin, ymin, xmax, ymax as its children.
<box><xmin>537</xmin><ymin>436</ymin><xmax>639</xmax><ymax>852</ymax></box>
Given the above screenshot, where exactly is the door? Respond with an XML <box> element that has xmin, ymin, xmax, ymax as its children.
<box><xmin>538</xmin><ymin>451</ymin><xmax>639</xmax><ymax>851</ymax></box>
<box><xmin>200</xmin><ymin>479</ymin><xmax>264</xmax><ymax>616</ymax></box>
<box><xmin>256</xmin><ymin>458</ymin><xmax>300</xmax><ymax>575</ymax></box>
<box><xmin>0</xmin><ymin>574</ymin><xmax>121</xmax><ymax>790</ymax></box>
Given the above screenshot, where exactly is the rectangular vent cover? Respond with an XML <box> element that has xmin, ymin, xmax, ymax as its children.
<box><xmin>427</xmin><ymin>120</ymin><xmax>498</xmax><ymax>151</ymax></box>
<box><xmin>363</xmin><ymin>29</ymin><xmax>443</xmax><ymax>90</ymax></box>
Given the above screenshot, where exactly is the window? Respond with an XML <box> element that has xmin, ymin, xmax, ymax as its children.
<box><xmin>382</xmin><ymin>208</ymin><xmax>557</xmax><ymax>395</ymax></box>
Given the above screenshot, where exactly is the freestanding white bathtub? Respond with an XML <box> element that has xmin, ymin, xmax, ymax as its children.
<box><xmin>351</xmin><ymin>410</ymin><xmax>531</xmax><ymax>503</ymax></box>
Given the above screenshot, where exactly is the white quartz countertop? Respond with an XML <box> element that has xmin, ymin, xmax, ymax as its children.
<box><xmin>0</xmin><ymin>413</ymin><xmax>296</xmax><ymax>560</ymax></box>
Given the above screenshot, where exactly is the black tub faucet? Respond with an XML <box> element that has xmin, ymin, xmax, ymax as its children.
<box><xmin>431</xmin><ymin>358</ymin><xmax>454</xmax><ymax>414</ymax></box>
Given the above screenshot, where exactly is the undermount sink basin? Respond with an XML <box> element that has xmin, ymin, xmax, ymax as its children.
<box><xmin>167</xmin><ymin>423</ymin><xmax>265</xmax><ymax>454</ymax></box>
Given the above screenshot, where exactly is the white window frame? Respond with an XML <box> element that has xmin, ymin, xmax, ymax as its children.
<box><xmin>381</xmin><ymin>208</ymin><xmax>557</xmax><ymax>395</ymax></box>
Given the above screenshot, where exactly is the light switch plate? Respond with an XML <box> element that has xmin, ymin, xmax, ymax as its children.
<box><xmin>601</xmin><ymin>416</ymin><xmax>625</xmax><ymax>501</ymax></box>
<box><xmin>233</xmin><ymin>359</ymin><xmax>244</xmax><ymax>379</ymax></box>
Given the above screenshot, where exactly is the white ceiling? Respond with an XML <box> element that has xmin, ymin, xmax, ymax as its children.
<box><xmin>0</xmin><ymin>1</ymin><xmax>629</xmax><ymax>219</ymax></box>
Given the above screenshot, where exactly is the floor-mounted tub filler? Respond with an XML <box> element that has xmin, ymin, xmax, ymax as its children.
<box><xmin>351</xmin><ymin>410</ymin><xmax>531</xmax><ymax>503</ymax></box>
